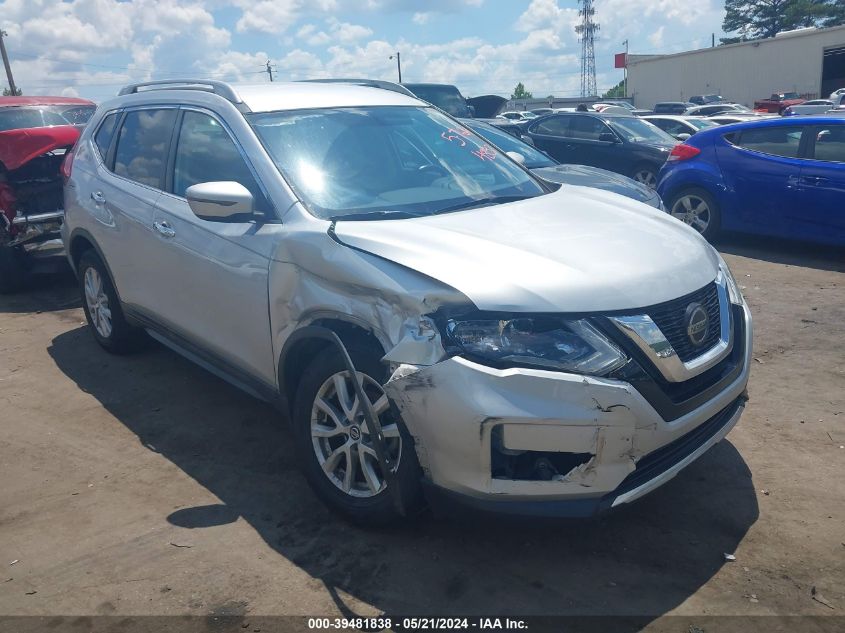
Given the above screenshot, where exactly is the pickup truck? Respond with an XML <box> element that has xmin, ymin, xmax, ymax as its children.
<box><xmin>753</xmin><ymin>92</ymin><xmax>806</xmax><ymax>113</ymax></box>
<box><xmin>783</xmin><ymin>94</ymin><xmax>845</xmax><ymax>115</ymax></box>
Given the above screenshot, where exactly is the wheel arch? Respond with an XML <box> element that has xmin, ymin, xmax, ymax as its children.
<box><xmin>68</xmin><ymin>228</ymin><xmax>123</xmax><ymax>302</ymax></box>
<box><xmin>278</xmin><ymin>317</ymin><xmax>388</xmax><ymax>413</ymax></box>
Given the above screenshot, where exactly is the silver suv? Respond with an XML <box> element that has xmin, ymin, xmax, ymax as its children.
<box><xmin>63</xmin><ymin>80</ymin><xmax>752</xmax><ymax>525</ymax></box>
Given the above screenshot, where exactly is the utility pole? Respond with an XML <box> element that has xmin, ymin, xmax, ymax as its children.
<box><xmin>389</xmin><ymin>52</ymin><xmax>402</xmax><ymax>83</ymax></box>
<box><xmin>0</xmin><ymin>30</ymin><xmax>18</xmax><ymax>96</ymax></box>
<box><xmin>622</xmin><ymin>39</ymin><xmax>629</xmax><ymax>98</ymax></box>
<box><xmin>265</xmin><ymin>60</ymin><xmax>274</xmax><ymax>82</ymax></box>
<box><xmin>575</xmin><ymin>0</ymin><xmax>599</xmax><ymax>97</ymax></box>
<box><xmin>712</xmin><ymin>33</ymin><xmax>715</xmax><ymax>47</ymax></box>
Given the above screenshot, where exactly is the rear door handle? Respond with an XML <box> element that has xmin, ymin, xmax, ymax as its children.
<box><xmin>91</xmin><ymin>191</ymin><xmax>106</xmax><ymax>204</ymax></box>
<box><xmin>153</xmin><ymin>220</ymin><xmax>176</xmax><ymax>238</ymax></box>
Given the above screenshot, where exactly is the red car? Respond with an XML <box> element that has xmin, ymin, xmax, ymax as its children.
<box><xmin>0</xmin><ymin>96</ymin><xmax>95</xmax><ymax>292</ymax></box>
<box><xmin>753</xmin><ymin>91</ymin><xmax>806</xmax><ymax>114</ymax></box>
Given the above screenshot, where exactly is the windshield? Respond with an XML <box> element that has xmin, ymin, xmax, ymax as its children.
<box><xmin>782</xmin><ymin>92</ymin><xmax>800</xmax><ymax>99</ymax></box>
<box><xmin>0</xmin><ymin>105</ymin><xmax>95</xmax><ymax>132</ymax></box>
<box><xmin>403</xmin><ymin>85</ymin><xmax>471</xmax><ymax>117</ymax></box>
<box><xmin>687</xmin><ymin>118</ymin><xmax>719</xmax><ymax>130</ymax></box>
<box><xmin>608</xmin><ymin>117</ymin><xmax>676</xmax><ymax>144</ymax></box>
<box><xmin>463</xmin><ymin>121</ymin><xmax>556</xmax><ymax>169</ymax></box>
<box><xmin>248</xmin><ymin>106</ymin><xmax>546</xmax><ymax>220</ymax></box>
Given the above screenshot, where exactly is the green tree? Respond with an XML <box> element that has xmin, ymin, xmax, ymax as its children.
<box><xmin>602</xmin><ymin>80</ymin><xmax>625</xmax><ymax>98</ymax></box>
<box><xmin>723</xmin><ymin>0</ymin><xmax>843</xmax><ymax>40</ymax></box>
<box><xmin>3</xmin><ymin>86</ymin><xmax>21</xmax><ymax>96</ymax></box>
<box><xmin>511</xmin><ymin>82</ymin><xmax>533</xmax><ymax>99</ymax></box>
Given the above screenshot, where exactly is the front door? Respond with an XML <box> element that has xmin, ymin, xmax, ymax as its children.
<box><xmin>146</xmin><ymin>109</ymin><xmax>280</xmax><ymax>386</ymax></box>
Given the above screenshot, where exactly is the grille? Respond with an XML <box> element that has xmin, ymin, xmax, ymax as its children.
<box><xmin>646</xmin><ymin>282</ymin><xmax>721</xmax><ymax>362</ymax></box>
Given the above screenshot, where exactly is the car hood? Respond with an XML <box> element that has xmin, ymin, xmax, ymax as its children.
<box><xmin>531</xmin><ymin>164</ymin><xmax>658</xmax><ymax>204</ymax></box>
<box><xmin>333</xmin><ymin>187</ymin><xmax>718</xmax><ymax>313</ymax></box>
<box><xmin>0</xmin><ymin>125</ymin><xmax>81</xmax><ymax>171</ymax></box>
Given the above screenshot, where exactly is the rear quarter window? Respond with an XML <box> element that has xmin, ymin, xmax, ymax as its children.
<box><xmin>94</xmin><ymin>113</ymin><xmax>119</xmax><ymax>163</ymax></box>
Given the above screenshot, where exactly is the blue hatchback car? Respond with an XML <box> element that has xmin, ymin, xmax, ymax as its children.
<box><xmin>657</xmin><ymin>116</ymin><xmax>845</xmax><ymax>246</ymax></box>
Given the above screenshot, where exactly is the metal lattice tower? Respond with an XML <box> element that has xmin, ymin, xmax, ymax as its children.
<box><xmin>575</xmin><ymin>0</ymin><xmax>600</xmax><ymax>97</ymax></box>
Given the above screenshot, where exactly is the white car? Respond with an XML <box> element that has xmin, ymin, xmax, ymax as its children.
<box><xmin>497</xmin><ymin>111</ymin><xmax>538</xmax><ymax>121</ymax></box>
<box><xmin>62</xmin><ymin>79</ymin><xmax>752</xmax><ymax>525</ymax></box>
<box><xmin>783</xmin><ymin>95</ymin><xmax>845</xmax><ymax>115</ymax></box>
<box><xmin>642</xmin><ymin>115</ymin><xmax>719</xmax><ymax>140</ymax></box>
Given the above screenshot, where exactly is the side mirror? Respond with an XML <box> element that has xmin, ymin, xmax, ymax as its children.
<box><xmin>520</xmin><ymin>135</ymin><xmax>536</xmax><ymax>147</ymax></box>
<box><xmin>467</xmin><ymin>105</ymin><xmax>476</xmax><ymax>118</ymax></box>
<box><xmin>506</xmin><ymin>151</ymin><xmax>525</xmax><ymax>164</ymax></box>
<box><xmin>186</xmin><ymin>181</ymin><xmax>253</xmax><ymax>222</ymax></box>
<box><xmin>676</xmin><ymin>132</ymin><xmax>691</xmax><ymax>141</ymax></box>
<box><xmin>599</xmin><ymin>132</ymin><xmax>619</xmax><ymax>143</ymax></box>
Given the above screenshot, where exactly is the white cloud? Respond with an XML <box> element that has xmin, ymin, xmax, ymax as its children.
<box><xmin>649</xmin><ymin>25</ymin><xmax>665</xmax><ymax>47</ymax></box>
<box><xmin>412</xmin><ymin>12</ymin><xmax>431</xmax><ymax>25</ymax></box>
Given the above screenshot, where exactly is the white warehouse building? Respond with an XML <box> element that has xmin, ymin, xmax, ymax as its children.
<box><xmin>627</xmin><ymin>25</ymin><xmax>845</xmax><ymax>109</ymax></box>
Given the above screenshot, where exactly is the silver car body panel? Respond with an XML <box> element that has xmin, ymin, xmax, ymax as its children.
<box><xmin>63</xmin><ymin>82</ymin><xmax>752</xmax><ymax>512</ymax></box>
<box><xmin>333</xmin><ymin>185</ymin><xmax>719</xmax><ymax>313</ymax></box>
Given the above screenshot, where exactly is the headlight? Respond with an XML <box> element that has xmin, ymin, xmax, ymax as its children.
<box><xmin>718</xmin><ymin>255</ymin><xmax>743</xmax><ymax>305</ymax></box>
<box><xmin>446</xmin><ymin>317</ymin><xmax>627</xmax><ymax>375</ymax></box>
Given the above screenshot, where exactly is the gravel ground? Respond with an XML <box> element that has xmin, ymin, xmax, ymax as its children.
<box><xmin>0</xmin><ymin>235</ymin><xmax>842</xmax><ymax>631</ymax></box>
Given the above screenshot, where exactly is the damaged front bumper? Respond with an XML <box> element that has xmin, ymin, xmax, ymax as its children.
<box><xmin>384</xmin><ymin>304</ymin><xmax>752</xmax><ymax>518</ymax></box>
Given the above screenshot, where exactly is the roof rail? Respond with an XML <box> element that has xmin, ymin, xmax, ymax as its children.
<box><xmin>117</xmin><ymin>79</ymin><xmax>242</xmax><ymax>104</ymax></box>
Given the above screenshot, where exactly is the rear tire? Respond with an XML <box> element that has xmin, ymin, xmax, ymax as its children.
<box><xmin>631</xmin><ymin>163</ymin><xmax>658</xmax><ymax>189</ymax></box>
<box><xmin>667</xmin><ymin>187</ymin><xmax>721</xmax><ymax>241</ymax></box>
<box><xmin>77</xmin><ymin>250</ymin><xmax>145</xmax><ymax>354</ymax></box>
<box><xmin>0</xmin><ymin>244</ymin><xmax>27</xmax><ymax>294</ymax></box>
<box><xmin>293</xmin><ymin>344</ymin><xmax>424</xmax><ymax>526</ymax></box>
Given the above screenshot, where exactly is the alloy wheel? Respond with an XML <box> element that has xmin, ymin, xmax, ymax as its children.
<box><xmin>671</xmin><ymin>193</ymin><xmax>711</xmax><ymax>233</ymax></box>
<box><xmin>310</xmin><ymin>371</ymin><xmax>401</xmax><ymax>498</ymax></box>
<box><xmin>633</xmin><ymin>169</ymin><xmax>657</xmax><ymax>189</ymax></box>
<box><xmin>83</xmin><ymin>266</ymin><xmax>113</xmax><ymax>339</ymax></box>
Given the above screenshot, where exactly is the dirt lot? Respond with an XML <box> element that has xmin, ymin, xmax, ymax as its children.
<box><xmin>0</xmin><ymin>236</ymin><xmax>843</xmax><ymax>631</ymax></box>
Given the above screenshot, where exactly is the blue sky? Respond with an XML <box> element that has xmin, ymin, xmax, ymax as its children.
<box><xmin>0</xmin><ymin>0</ymin><xmax>728</xmax><ymax>103</ymax></box>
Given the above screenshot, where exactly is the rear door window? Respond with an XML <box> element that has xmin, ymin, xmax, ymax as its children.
<box><xmin>736</xmin><ymin>126</ymin><xmax>804</xmax><ymax>158</ymax></box>
<box><xmin>113</xmin><ymin>108</ymin><xmax>178</xmax><ymax>189</ymax></box>
<box><xmin>532</xmin><ymin>116</ymin><xmax>570</xmax><ymax>136</ymax></box>
<box><xmin>809</xmin><ymin>125</ymin><xmax>845</xmax><ymax>162</ymax></box>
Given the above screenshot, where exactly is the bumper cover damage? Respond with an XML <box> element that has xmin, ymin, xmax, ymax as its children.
<box><xmin>383</xmin><ymin>303</ymin><xmax>752</xmax><ymax>518</ymax></box>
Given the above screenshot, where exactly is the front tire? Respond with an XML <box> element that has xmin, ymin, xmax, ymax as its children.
<box><xmin>77</xmin><ymin>250</ymin><xmax>144</xmax><ymax>354</ymax></box>
<box><xmin>293</xmin><ymin>344</ymin><xmax>423</xmax><ymax>526</ymax></box>
<box><xmin>667</xmin><ymin>187</ymin><xmax>721</xmax><ymax>241</ymax></box>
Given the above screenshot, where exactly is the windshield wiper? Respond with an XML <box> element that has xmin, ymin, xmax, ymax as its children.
<box><xmin>433</xmin><ymin>195</ymin><xmax>537</xmax><ymax>215</ymax></box>
<box><xmin>329</xmin><ymin>210</ymin><xmax>423</xmax><ymax>222</ymax></box>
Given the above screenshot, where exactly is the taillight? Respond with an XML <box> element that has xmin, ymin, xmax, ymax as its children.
<box><xmin>60</xmin><ymin>149</ymin><xmax>74</xmax><ymax>180</ymax></box>
<box><xmin>667</xmin><ymin>144</ymin><xmax>701</xmax><ymax>162</ymax></box>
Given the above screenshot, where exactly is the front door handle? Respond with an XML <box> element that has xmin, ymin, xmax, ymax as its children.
<box><xmin>153</xmin><ymin>220</ymin><xmax>176</xmax><ymax>238</ymax></box>
<box><xmin>91</xmin><ymin>191</ymin><xmax>106</xmax><ymax>204</ymax></box>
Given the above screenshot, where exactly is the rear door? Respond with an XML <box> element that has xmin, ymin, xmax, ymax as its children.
<box><xmin>88</xmin><ymin>107</ymin><xmax>178</xmax><ymax>308</ymax></box>
<box><xmin>527</xmin><ymin>115</ymin><xmax>577</xmax><ymax>163</ymax></box>
<box><xmin>564</xmin><ymin>115</ymin><xmax>623</xmax><ymax>170</ymax></box>
<box><xmin>797</xmin><ymin>124</ymin><xmax>845</xmax><ymax>242</ymax></box>
<box><xmin>715</xmin><ymin>123</ymin><xmax>807</xmax><ymax>236</ymax></box>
